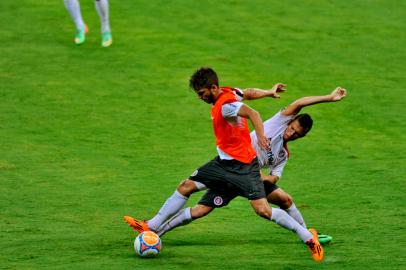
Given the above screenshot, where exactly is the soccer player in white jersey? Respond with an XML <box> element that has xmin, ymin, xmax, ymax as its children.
<box><xmin>144</xmin><ymin>87</ymin><xmax>347</xmax><ymax>244</ymax></box>
<box><xmin>64</xmin><ymin>0</ymin><xmax>112</xmax><ymax>47</ymax></box>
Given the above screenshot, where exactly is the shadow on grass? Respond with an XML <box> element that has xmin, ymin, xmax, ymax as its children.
<box><xmin>163</xmin><ymin>237</ymin><xmax>283</xmax><ymax>247</ymax></box>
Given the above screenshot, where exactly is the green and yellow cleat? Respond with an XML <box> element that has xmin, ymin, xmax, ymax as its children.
<box><xmin>101</xmin><ymin>32</ymin><xmax>113</xmax><ymax>47</ymax></box>
<box><xmin>318</xmin><ymin>234</ymin><xmax>333</xmax><ymax>245</ymax></box>
<box><xmin>74</xmin><ymin>24</ymin><xmax>88</xmax><ymax>45</ymax></box>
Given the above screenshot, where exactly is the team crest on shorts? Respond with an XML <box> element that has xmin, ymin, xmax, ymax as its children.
<box><xmin>213</xmin><ymin>196</ymin><xmax>223</xmax><ymax>206</ymax></box>
<box><xmin>191</xmin><ymin>170</ymin><xmax>198</xmax><ymax>177</ymax></box>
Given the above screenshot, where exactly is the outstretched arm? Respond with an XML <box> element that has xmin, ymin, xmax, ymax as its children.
<box><xmin>243</xmin><ymin>83</ymin><xmax>286</xmax><ymax>100</ymax></box>
<box><xmin>282</xmin><ymin>87</ymin><xmax>347</xmax><ymax>116</ymax></box>
<box><xmin>238</xmin><ymin>104</ymin><xmax>270</xmax><ymax>151</ymax></box>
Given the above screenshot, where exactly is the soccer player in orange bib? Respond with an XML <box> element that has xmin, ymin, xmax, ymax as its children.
<box><xmin>125</xmin><ymin>67</ymin><xmax>324</xmax><ymax>261</ymax></box>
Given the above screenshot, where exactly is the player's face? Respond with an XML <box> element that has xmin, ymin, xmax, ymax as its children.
<box><xmin>195</xmin><ymin>85</ymin><xmax>216</xmax><ymax>104</ymax></box>
<box><xmin>284</xmin><ymin>120</ymin><xmax>307</xmax><ymax>142</ymax></box>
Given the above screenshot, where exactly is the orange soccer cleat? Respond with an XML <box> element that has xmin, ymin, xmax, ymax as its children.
<box><xmin>124</xmin><ymin>215</ymin><xmax>150</xmax><ymax>233</ymax></box>
<box><xmin>306</xmin><ymin>228</ymin><xmax>324</xmax><ymax>262</ymax></box>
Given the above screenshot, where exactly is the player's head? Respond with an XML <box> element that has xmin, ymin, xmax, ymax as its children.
<box><xmin>283</xmin><ymin>114</ymin><xmax>313</xmax><ymax>142</ymax></box>
<box><xmin>189</xmin><ymin>67</ymin><xmax>219</xmax><ymax>104</ymax></box>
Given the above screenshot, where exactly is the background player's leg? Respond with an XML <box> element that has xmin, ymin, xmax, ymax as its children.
<box><xmin>64</xmin><ymin>0</ymin><xmax>85</xmax><ymax>30</ymax></box>
<box><xmin>64</xmin><ymin>0</ymin><xmax>87</xmax><ymax>44</ymax></box>
<box><xmin>94</xmin><ymin>0</ymin><xmax>112</xmax><ymax>47</ymax></box>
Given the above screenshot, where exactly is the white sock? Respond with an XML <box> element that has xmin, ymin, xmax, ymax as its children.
<box><xmin>64</xmin><ymin>0</ymin><xmax>85</xmax><ymax>30</ymax></box>
<box><xmin>270</xmin><ymin>208</ymin><xmax>312</xmax><ymax>243</ymax></box>
<box><xmin>147</xmin><ymin>190</ymin><xmax>188</xmax><ymax>231</ymax></box>
<box><xmin>94</xmin><ymin>0</ymin><xmax>111</xmax><ymax>33</ymax></box>
<box><xmin>285</xmin><ymin>203</ymin><xmax>307</xmax><ymax>229</ymax></box>
<box><xmin>156</xmin><ymin>208</ymin><xmax>192</xmax><ymax>237</ymax></box>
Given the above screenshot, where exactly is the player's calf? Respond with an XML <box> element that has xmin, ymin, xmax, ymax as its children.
<box><xmin>190</xmin><ymin>204</ymin><xmax>214</xmax><ymax>219</ymax></box>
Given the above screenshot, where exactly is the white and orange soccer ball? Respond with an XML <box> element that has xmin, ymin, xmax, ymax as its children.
<box><xmin>134</xmin><ymin>231</ymin><xmax>162</xmax><ymax>257</ymax></box>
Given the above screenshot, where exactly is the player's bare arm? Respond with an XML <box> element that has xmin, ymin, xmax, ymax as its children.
<box><xmin>260</xmin><ymin>171</ymin><xmax>279</xmax><ymax>184</ymax></box>
<box><xmin>238</xmin><ymin>104</ymin><xmax>270</xmax><ymax>150</ymax></box>
<box><xmin>243</xmin><ymin>83</ymin><xmax>286</xmax><ymax>100</ymax></box>
<box><xmin>282</xmin><ymin>87</ymin><xmax>347</xmax><ymax>116</ymax></box>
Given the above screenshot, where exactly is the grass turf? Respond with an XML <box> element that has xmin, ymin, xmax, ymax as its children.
<box><xmin>1</xmin><ymin>0</ymin><xmax>405</xmax><ymax>269</ymax></box>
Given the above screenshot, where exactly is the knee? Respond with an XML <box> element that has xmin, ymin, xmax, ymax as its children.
<box><xmin>254</xmin><ymin>205</ymin><xmax>272</xmax><ymax>219</ymax></box>
<box><xmin>281</xmin><ymin>195</ymin><xmax>293</xmax><ymax>209</ymax></box>
<box><xmin>177</xmin><ymin>179</ymin><xmax>198</xmax><ymax>196</ymax></box>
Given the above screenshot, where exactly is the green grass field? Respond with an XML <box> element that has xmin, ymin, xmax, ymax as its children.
<box><xmin>1</xmin><ymin>0</ymin><xmax>405</xmax><ymax>269</ymax></box>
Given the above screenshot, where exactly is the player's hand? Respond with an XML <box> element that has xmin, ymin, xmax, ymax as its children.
<box><xmin>257</xmin><ymin>135</ymin><xmax>270</xmax><ymax>151</ymax></box>
<box><xmin>330</xmin><ymin>87</ymin><xmax>347</xmax><ymax>101</ymax></box>
<box><xmin>269</xmin><ymin>83</ymin><xmax>286</xmax><ymax>98</ymax></box>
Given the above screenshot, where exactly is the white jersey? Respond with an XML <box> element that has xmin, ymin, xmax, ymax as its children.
<box><xmin>250</xmin><ymin>111</ymin><xmax>293</xmax><ymax>177</ymax></box>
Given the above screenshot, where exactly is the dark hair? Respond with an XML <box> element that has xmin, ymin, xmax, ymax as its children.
<box><xmin>189</xmin><ymin>67</ymin><xmax>219</xmax><ymax>91</ymax></box>
<box><xmin>292</xmin><ymin>113</ymin><xmax>313</xmax><ymax>134</ymax></box>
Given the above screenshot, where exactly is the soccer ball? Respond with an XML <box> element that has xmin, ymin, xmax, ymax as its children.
<box><xmin>134</xmin><ymin>231</ymin><xmax>162</xmax><ymax>257</ymax></box>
